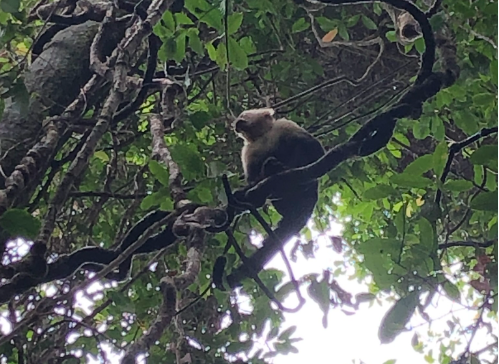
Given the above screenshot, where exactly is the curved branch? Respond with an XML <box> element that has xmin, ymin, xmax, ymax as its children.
<box><xmin>435</xmin><ymin>126</ymin><xmax>498</xmax><ymax>205</ymax></box>
<box><xmin>313</xmin><ymin>0</ymin><xmax>435</xmax><ymax>82</ymax></box>
<box><xmin>228</xmin><ymin>4</ymin><xmax>460</xmax><ymax>286</ymax></box>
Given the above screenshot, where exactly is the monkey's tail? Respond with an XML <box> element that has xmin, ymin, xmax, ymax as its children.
<box><xmin>226</xmin><ymin>190</ymin><xmax>316</xmax><ymax>288</ymax></box>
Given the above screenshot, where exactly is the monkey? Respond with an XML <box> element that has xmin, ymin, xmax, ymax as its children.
<box><xmin>218</xmin><ymin>108</ymin><xmax>325</xmax><ymax>289</ymax></box>
<box><xmin>232</xmin><ymin>107</ymin><xmax>325</xmax><ymax>226</ymax></box>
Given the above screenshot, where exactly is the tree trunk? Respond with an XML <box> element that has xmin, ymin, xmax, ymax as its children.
<box><xmin>0</xmin><ymin>20</ymin><xmax>124</xmax><ymax>185</ymax></box>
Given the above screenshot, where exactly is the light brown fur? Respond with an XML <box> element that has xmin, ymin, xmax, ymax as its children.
<box><xmin>233</xmin><ymin>108</ymin><xmax>311</xmax><ymax>183</ymax></box>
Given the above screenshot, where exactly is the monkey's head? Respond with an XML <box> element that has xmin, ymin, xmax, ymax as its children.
<box><xmin>233</xmin><ymin>108</ymin><xmax>275</xmax><ymax>142</ymax></box>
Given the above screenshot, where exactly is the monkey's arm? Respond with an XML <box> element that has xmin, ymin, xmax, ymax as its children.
<box><xmin>243</xmin><ymin>146</ymin><xmax>268</xmax><ymax>185</ymax></box>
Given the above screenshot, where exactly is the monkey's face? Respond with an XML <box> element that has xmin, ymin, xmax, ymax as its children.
<box><xmin>233</xmin><ymin>108</ymin><xmax>275</xmax><ymax>142</ymax></box>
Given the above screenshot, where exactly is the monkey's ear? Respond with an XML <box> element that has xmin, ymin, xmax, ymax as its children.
<box><xmin>261</xmin><ymin>108</ymin><xmax>275</xmax><ymax>117</ymax></box>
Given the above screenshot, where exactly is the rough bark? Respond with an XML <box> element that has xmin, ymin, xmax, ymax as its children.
<box><xmin>0</xmin><ymin>20</ymin><xmax>124</xmax><ymax>185</ymax></box>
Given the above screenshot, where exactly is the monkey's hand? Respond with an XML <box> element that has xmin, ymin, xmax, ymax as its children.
<box><xmin>262</xmin><ymin>157</ymin><xmax>286</xmax><ymax>177</ymax></box>
<box><xmin>232</xmin><ymin>185</ymin><xmax>266</xmax><ymax>211</ymax></box>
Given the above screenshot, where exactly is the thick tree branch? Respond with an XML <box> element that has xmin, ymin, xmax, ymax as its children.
<box><xmin>227</xmin><ymin>1</ymin><xmax>460</xmax><ymax>286</ymax></box>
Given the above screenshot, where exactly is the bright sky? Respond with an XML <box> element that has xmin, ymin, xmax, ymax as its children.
<box><xmin>254</xmin><ymin>220</ymin><xmax>496</xmax><ymax>364</ymax></box>
<box><xmin>0</xmin><ymin>221</ymin><xmax>496</xmax><ymax>364</ymax></box>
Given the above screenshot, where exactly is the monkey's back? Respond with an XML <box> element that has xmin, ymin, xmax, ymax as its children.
<box><xmin>241</xmin><ymin>118</ymin><xmax>324</xmax><ymax>184</ymax></box>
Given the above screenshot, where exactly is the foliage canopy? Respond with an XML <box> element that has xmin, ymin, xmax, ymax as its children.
<box><xmin>0</xmin><ymin>0</ymin><xmax>497</xmax><ymax>363</ymax></box>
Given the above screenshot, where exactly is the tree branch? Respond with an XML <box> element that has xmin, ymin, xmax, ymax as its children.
<box><xmin>438</xmin><ymin>240</ymin><xmax>495</xmax><ymax>250</ymax></box>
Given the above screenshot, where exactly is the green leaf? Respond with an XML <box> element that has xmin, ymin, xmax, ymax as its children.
<box><xmin>94</xmin><ymin>150</ymin><xmax>110</xmax><ymax>162</ymax></box>
<box><xmin>345</xmin><ymin>14</ymin><xmax>360</xmax><ymax>27</ymax></box>
<box><xmin>432</xmin><ymin>142</ymin><xmax>448</xmax><ymax>177</ymax></box>
<box><xmin>189</xmin><ymin>111</ymin><xmax>210</xmax><ymax>130</ymax></box>
<box><xmin>239</xmin><ymin>36</ymin><xmax>256</xmax><ymax>54</ymax></box>
<box><xmin>175</xmin><ymin>12</ymin><xmax>194</xmax><ymax>25</ymax></box>
<box><xmin>278</xmin><ymin>325</ymin><xmax>297</xmax><ymax>340</ymax></box>
<box><xmin>470</xmin><ymin>145</ymin><xmax>498</xmax><ymax>166</ymax></box>
<box><xmin>418</xmin><ymin>217</ymin><xmax>435</xmax><ymax>252</ymax></box>
<box><xmin>442</xmin><ymin>280</ymin><xmax>461</xmax><ymax>303</ymax></box>
<box><xmin>378</xmin><ymin>292</ymin><xmax>419</xmax><ymax>343</ymax></box>
<box><xmin>435</xmin><ymin>90</ymin><xmax>453</xmax><ymax>108</ymax></box>
<box><xmin>390</xmin><ymin>173</ymin><xmax>432</xmax><ymax>189</ymax></box>
<box><xmin>470</xmin><ymin>191</ymin><xmax>498</xmax><ymax>211</ymax></box>
<box><xmin>169</xmin><ymin>144</ymin><xmax>205</xmax><ymax>180</ymax></box>
<box><xmin>394</xmin><ymin>205</ymin><xmax>406</xmax><ymax>237</ymax></box>
<box><xmin>404</xmin><ymin>154</ymin><xmax>433</xmax><ymax>176</ymax></box>
<box><xmin>361</xmin><ymin>15</ymin><xmax>377</xmax><ymax>30</ymax></box>
<box><xmin>337</xmin><ymin>23</ymin><xmax>349</xmax><ymax>40</ymax></box>
<box><xmin>266</xmin><ymin>326</ymin><xmax>280</xmax><ymax>341</ymax></box>
<box><xmin>470</xmin><ymin>356</ymin><xmax>480</xmax><ymax>364</ymax></box>
<box><xmin>189</xmin><ymin>185</ymin><xmax>212</xmax><ymax>203</ymax></box>
<box><xmin>363</xmin><ymin>184</ymin><xmax>398</xmax><ymax>200</ymax></box>
<box><xmin>140</xmin><ymin>193</ymin><xmax>160</xmax><ymax>210</ymax></box>
<box><xmin>316</xmin><ymin>16</ymin><xmax>337</xmax><ymax>31</ymax></box>
<box><xmin>307</xmin><ymin>278</ymin><xmax>330</xmax><ymax>328</ymax></box>
<box><xmin>414</xmin><ymin>37</ymin><xmax>426</xmax><ymax>53</ymax></box>
<box><xmin>0</xmin><ymin>0</ymin><xmax>20</xmax><ymax>13</ymax></box>
<box><xmin>202</xmin><ymin>9</ymin><xmax>223</xmax><ymax>30</ymax></box>
<box><xmin>444</xmin><ymin>180</ymin><xmax>473</xmax><ymax>192</ymax></box>
<box><xmin>292</xmin><ymin>18</ymin><xmax>310</xmax><ymax>33</ymax></box>
<box><xmin>227</xmin><ymin>37</ymin><xmax>248</xmax><ymax>70</ymax></box>
<box><xmin>355</xmin><ymin>293</ymin><xmax>376</xmax><ymax>304</ymax></box>
<box><xmin>154</xmin><ymin>22</ymin><xmax>173</xmax><ymax>39</ymax></box>
<box><xmin>206</xmin><ymin>42</ymin><xmax>217</xmax><ymax>61</ymax></box>
<box><xmin>215</xmin><ymin>42</ymin><xmax>227</xmax><ymax>69</ymax></box>
<box><xmin>0</xmin><ymin>209</ymin><xmax>41</xmax><ymax>239</ymax></box>
<box><xmin>383</xmin><ymin>360</ymin><xmax>397</xmax><ymax>364</ymax></box>
<box><xmin>173</xmin><ymin>32</ymin><xmax>186</xmax><ymax>62</ymax></box>
<box><xmin>413</xmin><ymin>117</ymin><xmax>430</xmax><ymax>139</ymax></box>
<box><xmin>161</xmin><ymin>11</ymin><xmax>176</xmax><ymax>32</ymax></box>
<box><xmin>107</xmin><ymin>291</ymin><xmax>136</xmax><ymax>312</ymax></box>
<box><xmin>187</xmin><ymin>29</ymin><xmax>204</xmax><ymax>55</ymax></box>
<box><xmin>429</xmin><ymin>12</ymin><xmax>444</xmax><ymax>30</ymax></box>
<box><xmin>275</xmin><ymin>281</ymin><xmax>296</xmax><ymax>301</ymax></box>
<box><xmin>473</xmin><ymin>164</ymin><xmax>484</xmax><ymax>185</ymax></box>
<box><xmin>358</xmin><ymin>238</ymin><xmax>402</xmax><ymax>258</ymax></box>
<box><xmin>149</xmin><ymin>160</ymin><xmax>170</xmax><ymax>187</ymax></box>
<box><xmin>185</xmin><ymin>0</ymin><xmax>222</xmax><ymax>30</ymax></box>
<box><xmin>160</xmin><ymin>198</ymin><xmax>174</xmax><ymax>211</ymax></box>
<box><xmin>161</xmin><ymin>37</ymin><xmax>177</xmax><ymax>61</ymax></box>
<box><xmin>454</xmin><ymin>110</ymin><xmax>479</xmax><ymax>134</ymax></box>
<box><xmin>385</xmin><ymin>30</ymin><xmax>397</xmax><ymax>42</ymax></box>
<box><xmin>227</xmin><ymin>13</ymin><xmax>243</xmax><ymax>34</ymax></box>
<box><xmin>430</xmin><ymin>117</ymin><xmax>445</xmax><ymax>141</ymax></box>
<box><xmin>472</xmin><ymin>93</ymin><xmax>496</xmax><ymax>106</ymax></box>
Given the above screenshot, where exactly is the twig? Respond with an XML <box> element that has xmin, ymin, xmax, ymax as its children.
<box><xmin>69</xmin><ymin>191</ymin><xmax>149</xmax><ymax>199</ymax></box>
<box><xmin>309</xmin><ymin>61</ymin><xmax>412</xmax><ymax>133</ymax></box>
<box><xmin>226</xmin><ymin>229</ymin><xmax>303</xmax><ymax>312</ymax></box>
<box><xmin>272</xmin><ymin>35</ymin><xmax>384</xmax><ymax>112</ymax></box>
<box><xmin>439</xmin><ymin>240</ymin><xmax>495</xmax><ymax>250</ymax></box>
<box><xmin>89</xmin><ymin>7</ymin><xmax>115</xmax><ymax>79</ymax></box>
<box><xmin>462</xmin><ymin>293</ymin><xmax>489</xmax><ymax>357</ymax></box>
<box><xmin>435</xmin><ymin>127</ymin><xmax>498</xmax><ymax>205</ymax></box>
<box><xmin>224</xmin><ymin>0</ymin><xmax>231</xmax><ymax>112</ymax></box>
